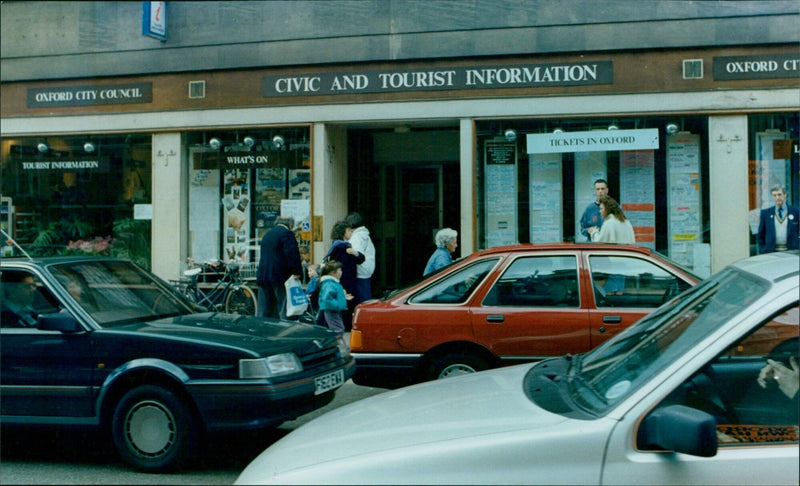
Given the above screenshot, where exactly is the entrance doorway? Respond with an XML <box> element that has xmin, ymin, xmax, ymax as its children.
<box><xmin>400</xmin><ymin>166</ymin><xmax>442</xmax><ymax>283</ymax></box>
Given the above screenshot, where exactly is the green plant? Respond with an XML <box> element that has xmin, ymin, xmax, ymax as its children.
<box><xmin>111</xmin><ymin>218</ymin><xmax>152</xmax><ymax>269</ymax></box>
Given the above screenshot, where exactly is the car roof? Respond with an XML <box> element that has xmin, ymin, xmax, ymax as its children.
<box><xmin>468</xmin><ymin>243</ymin><xmax>656</xmax><ymax>258</ymax></box>
<box><xmin>729</xmin><ymin>250</ymin><xmax>800</xmax><ymax>284</ymax></box>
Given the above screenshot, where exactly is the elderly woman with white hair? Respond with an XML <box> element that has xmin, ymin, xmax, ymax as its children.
<box><xmin>423</xmin><ymin>228</ymin><xmax>458</xmax><ymax>276</ymax></box>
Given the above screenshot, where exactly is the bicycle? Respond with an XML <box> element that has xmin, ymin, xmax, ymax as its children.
<box><xmin>173</xmin><ymin>259</ymin><xmax>257</xmax><ymax>315</ymax></box>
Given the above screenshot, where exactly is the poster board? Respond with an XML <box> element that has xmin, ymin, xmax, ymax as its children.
<box><xmin>620</xmin><ymin>150</ymin><xmax>656</xmax><ymax>249</ymax></box>
<box><xmin>189</xmin><ymin>149</ymin><xmax>221</xmax><ymax>263</ymax></box>
<box><xmin>484</xmin><ymin>141</ymin><xmax>518</xmax><ymax>248</ymax></box>
<box><xmin>750</xmin><ymin>130</ymin><xmax>789</xmax><ymax>235</ymax></box>
<box><xmin>667</xmin><ymin>133</ymin><xmax>702</xmax><ymax>269</ymax></box>
<box><xmin>529</xmin><ymin>153</ymin><xmax>563</xmax><ymax>242</ymax></box>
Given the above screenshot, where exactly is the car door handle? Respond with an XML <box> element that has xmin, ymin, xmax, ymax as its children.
<box><xmin>486</xmin><ymin>315</ymin><xmax>505</xmax><ymax>323</ymax></box>
<box><xmin>602</xmin><ymin>315</ymin><xmax>622</xmax><ymax>324</ymax></box>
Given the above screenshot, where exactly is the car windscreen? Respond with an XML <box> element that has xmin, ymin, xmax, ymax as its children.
<box><xmin>49</xmin><ymin>260</ymin><xmax>196</xmax><ymax>327</ymax></box>
<box><xmin>570</xmin><ymin>266</ymin><xmax>770</xmax><ymax>414</ymax></box>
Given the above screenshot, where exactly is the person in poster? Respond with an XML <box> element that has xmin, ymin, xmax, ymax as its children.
<box><xmin>757</xmin><ymin>185</ymin><xmax>799</xmax><ymax>254</ymax></box>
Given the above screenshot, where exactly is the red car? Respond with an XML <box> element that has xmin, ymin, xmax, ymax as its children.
<box><xmin>350</xmin><ymin>243</ymin><xmax>700</xmax><ymax>388</ymax></box>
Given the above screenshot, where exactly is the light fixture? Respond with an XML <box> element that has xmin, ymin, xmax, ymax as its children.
<box><xmin>243</xmin><ymin>136</ymin><xmax>255</xmax><ymax>148</ymax></box>
<box><xmin>665</xmin><ymin>123</ymin><xmax>679</xmax><ymax>135</ymax></box>
<box><xmin>272</xmin><ymin>135</ymin><xmax>285</xmax><ymax>149</ymax></box>
<box><xmin>504</xmin><ymin>129</ymin><xmax>517</xmax><ymax>142</ymax></box>
<box><xmin>607</xmin><ymin>124</ymin><xmax>619</xmax><ymax>131</ymax></box>
<box><xmin>209</xmin><ymin>137</ymin><xmax>222</xmax><ymax>150</ymax></box>
<box><xmin>553</xmin><ymin>128</ymin><xmax>564</xmax><ymax>134</ymax></box>
<box><xmin>37</xmin><ymin>142</ymin><xmax>49</xmax><ymax>153</ymax></box>
<box><xmin>83</xmin><ymin>142</ymin><xmax>96</xmax><ymax>153</ymax></box>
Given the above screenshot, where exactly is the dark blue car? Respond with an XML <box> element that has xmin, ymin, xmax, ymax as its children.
<box><xmin>0</xmin><ymin>256</ymin><xmax>354</xmax><ymax>472</ymax></box>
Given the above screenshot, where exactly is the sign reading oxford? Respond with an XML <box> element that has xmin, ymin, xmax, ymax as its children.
<box><xmin>263</xmin><ymin>61</ymin><xmax>612</xmax><ymax>97</ymax></box>
<box><xmin>27</xmin><ymin>83</ymin><xmax>153</xmax><ymax>108</ymax></box>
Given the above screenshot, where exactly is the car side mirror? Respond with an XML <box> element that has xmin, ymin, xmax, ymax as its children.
<box><xmin>38</xmin><ymin>312</ymin><xmax>83</xmax><ymax>333</ymax></box>
<box><xmin>640</xmin><ymin>404</ymin><xmax>718</xmax><ymax>457</ymax></box>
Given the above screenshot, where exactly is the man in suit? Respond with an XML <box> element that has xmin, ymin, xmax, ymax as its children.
<box><xmin>757</xmin><ymin>185</ymin><xmax>800</xmax><ymax>254</ymax></box>
<box><xmin>256</xmin><ymin>216</ymin><xmax>303</xmax><ymax>319</ymax></box>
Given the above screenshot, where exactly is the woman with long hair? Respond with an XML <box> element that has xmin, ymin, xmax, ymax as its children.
<box><xmin>589</xmin><ymin>196</ymin><xmax>636</xmax><ymax>244</ymax></box>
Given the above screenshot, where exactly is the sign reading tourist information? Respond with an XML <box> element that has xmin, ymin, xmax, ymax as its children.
<box><xmin>27</xmin><ymin>83</ymin><xmax>153</xmax><ymax>108</ymax></box>
<box><xmin>527</xmin><ymin>129</ymin><xmax>660</xmax><ymax>154</ymax></box>
<box><xmin>263</xmin><ymin>61</ymin><xmax>612</xmax><ymax>96</ymax></box>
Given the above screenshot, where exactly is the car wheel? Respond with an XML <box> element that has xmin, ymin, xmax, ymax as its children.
<box><xmin>225</xmin><ymin>285</ymin><xmax>257</xmax><ymax>315</ymax></box>
<box><xmin>424</xmin><ymin>351</ymin><xmax>491</xmax><ymax>381</ymax></box>
<box><xmin>112</xmin><ymin>385</ymin><xmax>197</xmax><ymax>472</ymax></box>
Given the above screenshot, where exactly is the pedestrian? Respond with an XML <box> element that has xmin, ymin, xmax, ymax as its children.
<box><xmin>424</xmin><ymin>228</ymin><xmax>458</xmax><ymax>276</ymax></box>
<box><xmin>256</xmin><ymin>216</ymin><xmax>303</xmax><ymax>320</ymax></box>
<box><xmin>580</xmin><ymin>179</ymin><xmax>609</xmax><ymax>242</ymax></box>
<box><xmin>589</xmin><ymin>196</ymin><xmax>635</xmax><ymax>295</ymax></box>
<box><xmin>344</xmin><ymin>212</ymin><xmax>376</xmax><ymax>304</ymax></box>
<box><xmin>757</xmin><ymin>185</ymin><xmax>799</xmax><ymax>254</ymax></box>
<box><xmin>323</xmin><ymin>220</ymin><xmax>364</xmax><ymax>297</ymax></box>
<box><xmin>317</xmin><ymin>261</ymin><xmax>353</xmax><ymax>335</ymax></box>
<box><xmin>589</xmin><ymin>195</ymin><xmax>636</xmax><ymax>244</ymax></box>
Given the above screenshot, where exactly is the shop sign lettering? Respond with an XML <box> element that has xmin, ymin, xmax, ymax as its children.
<box><xmin>15</xmin><ymin>159</ymin><xmax>109</xmax><ymax>172</ymax></box>
<box><xmin>527</xmin><ymin>129</ymin><xmax>660</xmax><ymax>154</ymax></box>
<box><xmin>263</xmin><ymin>61</ymin><xmax>612</xmax><ymax>96</ymax></box>
<box><xmin>27</xmin><ymin>83</ymin><xmax>153</xmax><ymax>108</ymax></box>
<box><xmin>713</xmin><ymin>53</ymin><xmax>799</xmax><ymax>80</ymax></box>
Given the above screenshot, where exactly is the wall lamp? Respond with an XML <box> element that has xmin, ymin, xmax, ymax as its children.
<box><xmin>607</xmin><ymin>124</ymin><xmax>619</xmax><ymax>131</ymax></box>
<box><xmin>504</xmin><ymin>129</ymin><xmax>517</xmax><ymax>142</ymax></box>
<box><xmin>208</xmin><ymin>137</ymin><xmax>222</xmax><ymax>150</ymax></box>
<box><xmin>243</xmin><ymin>136</ymin><xmax>255</xmax><ymax>148</ymax></box>
<box><xmin>272</xmin><ymin>135</ymin><xmax>285</xmax><ymax>149</ymax></box>
<box><xmin>553</xmin><ymin>128</ymin><xmax>564</xmax><ymax>134</ymax></box>
<box><xmin>83</xmin><ymin>142</ymin><xmax>96</xmax><ymax>153</ymax></box>
<box><xmin>665</xmin><ymin>123</ymin><xmax>679</xmax><ymax>135</ymax></box>
<box><xmin>37</xmin><ymin>142</ymin><xmax>49</xmax><ymax>153</ymax></box>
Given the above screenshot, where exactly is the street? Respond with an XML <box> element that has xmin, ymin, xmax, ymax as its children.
<box><xmin>0</xmin><ymin>381</ymin><xmax>387</xmax><ymax>485</ymax></box>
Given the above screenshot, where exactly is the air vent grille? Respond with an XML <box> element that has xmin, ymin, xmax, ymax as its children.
<box><xmin>189</xmin><ymin>80</ymin><xmax>206</xmax><ymax>99</ymax></box>
<box><xmin>683</xmin><ymin>60</ymin><xmax>703</xmax><ymax>80</ymax></box>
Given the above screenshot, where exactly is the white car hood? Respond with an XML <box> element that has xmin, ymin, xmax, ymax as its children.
<box><xmin>237</xmin><ymin>364</ymin><xmax>575</xmax><ymax>484</ymax></box>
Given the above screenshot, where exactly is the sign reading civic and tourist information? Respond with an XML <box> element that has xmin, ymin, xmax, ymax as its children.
<box><xmin>526</xmin><ymin>129</ymin><xmax>659</xmax><ymax>154</ymax></box>
<box><xmin>27</xmin><ymin>83</ymin><xmax>153</xmax><ymax>108</ymax></box>
<box><xmin>263</xmin><ymin>61</ymin><xmax>612</xmax><ymax>96</ymax></box>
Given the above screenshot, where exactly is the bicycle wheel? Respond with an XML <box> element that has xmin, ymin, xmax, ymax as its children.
<box><xmin>225</xmin><ymin>285</ymin><xmax>257</xmax><ymax>315</ymax></box>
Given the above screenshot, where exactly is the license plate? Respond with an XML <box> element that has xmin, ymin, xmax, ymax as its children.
<box><xmin>314</xmin><ymin>369</ymin><xmax>344</xmax><ymax>395</ymax></box>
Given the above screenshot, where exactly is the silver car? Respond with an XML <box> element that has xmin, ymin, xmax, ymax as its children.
<box><xmin>237</xmin><ymin>251</ymin><xmax>799</xmax><ymax>485</ymax></box>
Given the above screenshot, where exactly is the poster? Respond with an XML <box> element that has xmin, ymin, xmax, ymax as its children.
<box><xmin>485</xmin><ymin>141</ymin><xmax>518</xmax><ymax>248</ymax></box>
<box><xmin>529</xmin><ymin>154</ymin><xmax>563</xmax><ymax>243</ymax></box>
<box><xmin>188</xmin><ymin>153</ymin><xmax>221</xmax><ymax>263</ymax></box>
<box><xmin>667</xmin><ymin>133</ymin><xmax>702</xmax><ymax>269</ymax></box>
<box><xmin>620</xmin><ymin>150</ymin><xmax>655</xmax><ymax>249</ymax></box>
<box><xmin>222</xmin><ymin>168</ymin><xmax>251</xmax><ymax>261</ymax></box>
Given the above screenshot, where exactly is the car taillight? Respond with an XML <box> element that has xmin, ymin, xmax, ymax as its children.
<box><xmin>349</xmin><ymin>330</ymin><xmax>363</xmax><ymax>350</ymax></box>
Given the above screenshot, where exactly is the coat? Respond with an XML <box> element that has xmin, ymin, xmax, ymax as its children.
<box><xmin>256</xmin><ymin>224</ymin><xmax>303</xmax><ymax>285</ymax></box>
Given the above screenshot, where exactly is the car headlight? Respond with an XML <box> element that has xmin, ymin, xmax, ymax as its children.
<box><xmin>337</xmin><ymin>336</ymin><xmax>351</xmax><ymax>359</ymax></box>
<box><xmin>239</xmin><ymin>353</ymin><xmax>303</xmax><ymax>379</ymax></box>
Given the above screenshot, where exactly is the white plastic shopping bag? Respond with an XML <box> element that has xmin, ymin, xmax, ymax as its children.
<box><xmin>285</xmin><ymin>277</ymin><xmax>309</xmax><ymax>317</ymax></box>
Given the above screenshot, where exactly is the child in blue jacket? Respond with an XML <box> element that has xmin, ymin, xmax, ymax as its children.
<box><xmin>317</xmin><ymin>261</ymin><xmax>352</xmax><ymax>334</ymax></box>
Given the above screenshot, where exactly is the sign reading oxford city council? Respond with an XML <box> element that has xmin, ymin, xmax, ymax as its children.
<box><xmin>527</xmin><ymin>129</ymin><xmax>660</xmax><ymax>154</ymax></box>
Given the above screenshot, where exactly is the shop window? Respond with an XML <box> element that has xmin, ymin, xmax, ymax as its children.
<box><xmin>0</xmin><ymin>135</ymin><xmax>153</xmax><ymax>268</ymax></box>
<box><xmin>475</xmin><ymin>117</ymin><xmax>709</xmax><ymax>273</ymax></box>
<box><xmin>747</xmin><ymin>113</ymin><xmax>799</xmax><ymax>256</ymax></box>
<box><xmin>185</xmin><ymin>129</ymin><xmax>311</xmax><ymax>272</ymax></box>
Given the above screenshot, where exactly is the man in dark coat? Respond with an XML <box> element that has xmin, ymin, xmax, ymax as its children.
<box><xmin>256</xmin><ymin>216</ymin><xmax>303</xmax><ymax>319</ymax></box>
<box><xmin>757</xmin><ymin>185</ymin><xmax>800</xmax><ymax>254</ymax></box>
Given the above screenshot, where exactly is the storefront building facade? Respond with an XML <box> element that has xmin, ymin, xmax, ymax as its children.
<box><xmin>2</xmin><ymin>2</ymin><xmax>798</xmax><ymax>294</ymax></box>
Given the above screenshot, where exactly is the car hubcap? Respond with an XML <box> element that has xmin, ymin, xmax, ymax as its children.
<box><xmin>125</xmin><ymin>400</ymin><xmax>175</xmax><ymax>458</ymax></box>
<box><xmin>438</xmin><ymin>363</ymin><xmax>476</xmax><ymax>378</ymax></box>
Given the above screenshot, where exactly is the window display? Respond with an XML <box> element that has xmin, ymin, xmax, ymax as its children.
<box><xmin>186</xmin><ymin>128</ymin><xmax>311</xmax><ymax>269</ymax></box>
<box><xmin>0</xmin><ymin>134</ymin><xmax>152</xmax><ymax>267</ymax></box>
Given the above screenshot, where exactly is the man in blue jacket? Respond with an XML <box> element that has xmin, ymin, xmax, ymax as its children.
<box><xmin>256</xmin><ymin>216</ymin><xmax>303</xmax><ymax>319</ymax></box>
<box><xmin>757</xmin><ymin>185</ymin><xmax>800</xmax><ymax>254</ymax></box>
